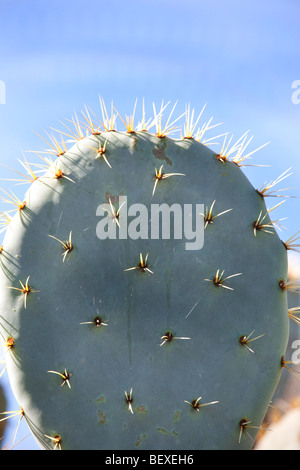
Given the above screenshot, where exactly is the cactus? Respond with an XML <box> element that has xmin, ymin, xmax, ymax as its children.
<box><xmin>0</xmin><ymin>384</ymin><xmax>7</xmax><ymax>448</ymax></box>
<box><xmin>0</xmin><ymin>100</ymin><xmax>297</xmax><ymax>450</ymax></box>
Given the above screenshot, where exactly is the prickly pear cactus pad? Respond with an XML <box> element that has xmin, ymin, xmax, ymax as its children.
<box><xmin>0</xmin><ymin>100</ymin><xmax>295</xmax><ymax>450</ymax></box>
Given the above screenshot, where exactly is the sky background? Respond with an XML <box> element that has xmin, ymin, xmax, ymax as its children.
<box><xmin>0</xmin><ymin>0</ymin><xmax>300</xmax><ymax>450</ymax></box>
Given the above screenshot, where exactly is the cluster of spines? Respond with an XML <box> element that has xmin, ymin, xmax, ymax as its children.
<box><xmin>0</xmin><ymin>98</ymin><xmax>282</xmax><ymax>185</ymax></box>
<box><xmin>0</xmin><ymin>99</ymin><xmax>299</xmax><ymax>450</ymax></box>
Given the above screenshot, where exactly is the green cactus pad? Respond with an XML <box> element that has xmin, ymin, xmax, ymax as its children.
<box><xmin>0</xmin><ymin>102</ymin><xmax>291</xmax><ymax>449</ymax></box>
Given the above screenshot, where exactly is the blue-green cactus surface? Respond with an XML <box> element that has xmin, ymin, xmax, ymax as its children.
<box><xmin>0</xmin><ymin>101</ymin><xmax>293</xmax><ymax>449</ymax></box>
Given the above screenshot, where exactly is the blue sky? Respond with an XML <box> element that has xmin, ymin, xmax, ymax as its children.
<box><xmin>0</xmin><ymin>0</ymin><xmax>300</xmax><ymax>450</ymax></box>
